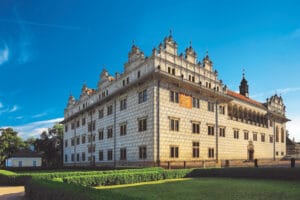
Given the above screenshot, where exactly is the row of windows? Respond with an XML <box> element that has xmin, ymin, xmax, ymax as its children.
<box><xmin>65</xmin><ymin>119</ymin><xmax>148</xmax><ymax>147</ymax></box>
<box><xmin>65</xmin><ymin>146</ymin><xmax>147</xmax><ymax>162</ymax></box>
<box><xmin>65</xmin><ymin>89</ymin><xmax>148</xmax><ymax>132</ymax></box>
<box><xmin>170</xmin><ymin>145</ymin><xmax>214</xmax><ymax>159</ymax></box>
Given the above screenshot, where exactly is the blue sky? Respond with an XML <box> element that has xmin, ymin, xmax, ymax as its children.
<box><xmin>0</xmin><ymin>0</ymin><xmax>299</xmax><ymax>141</ymax></box>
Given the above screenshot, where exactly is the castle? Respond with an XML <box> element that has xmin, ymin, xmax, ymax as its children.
<box><xmin>63</xmin><ymin>35</ymin><xmax>289</xmax><ymax>167</ymax></box>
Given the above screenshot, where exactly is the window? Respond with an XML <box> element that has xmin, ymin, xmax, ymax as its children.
<box><xmin>107</xmin><ymin>127</ymin><xmax>113</xmax><ymax>138</ymax></box>
<box><xmin>88</xmin><ymin>134</ymin><xmax>95</xmax><ymax>142</ymax></box>
<box><xmin>244</xmin><ymin>131</ymin><xmax>249</xmax><ymax>140</ymax></box>
<box><xmin>76</xmin><ymin>137</ymin><xmax>80</xmax><ymax>145</ymax></box>
<box><xmin>88</xmin><ymin>144</ymin><xmax>95</xmax><ymax>153</ymax></box>
<box><xmin>137</xmin><ymin>70</ymin><xmax>141</xmax><ymax>78</ymax></box>
<box><xmin>82</xmin><ymin>118</ymin><xmax>86</xmax><ymax>126</ymax></box>
<box><xmin>269</xmin><ymin>135</ymin><xmax>274</xmax><ymax>143</ymax></box>
<box><xmin>170</xmin><ymin>119</ymin><xmax>179</xmax><ymax>131</ymax></box>
<box><xmin>71</xmin><ymin>154</ymin><xmax>75</xmax><ymax>162</ymax></box>
<box><xmin>99</xmin><ymin>151</ymin><xmax>103</xmax><ymax>161</ymax></box>
<box><xmin>71</xmin><ymin>123</ymin><xmax>75</xmax><ymax>130</ymax></box>
<box><xmin>18</xmin><ymin>161</ymin><xmax>22</xmax><ymax>167</ymax></box>
<box><xmin>219</xmin><ymin>127</ymin><xmax>225</xmax><ymax>137</ymax></box>
<box><xmin>33</xmin><ymin>160</ymin><xmax>37</xmax><ymax>167</ymax></box>
<box><xmin>281</xmin><ymin>128</ymin><xmax>285</xmax><ymax>143</ymax></box>
<box><xmin>219</xmin><ymin>105</ymin><xmax>225</xmax><ymax>115</ymax></box>
<box><xmin>126</xmin><ymin>77</ymin><xmax>130</xmax><ymax>84</ymax></box>
<box><xmin>76</xmin><ymin>153</ymin><xmax>80</xmax><ymax>162</ymax></box>
<box><xmin>208</xmin><ymin>148</ymin><xmax>214</xmax><ymax>158</ymax></box>
<box><xmin>281</xmin><ymin>152</ymin><xmax>284</xmax><ymax>156</ymax></box>
<box><xmin>193</xmin><ymin>142</ymin><xmax>200</xmax><ymax>158</ymax></box>
<box><xmin>65</xmin><ymin>124</ymin><xmax>68</xmax><ymax>132</ymax></box>
<box><xmin>98</xmin><ymin>109</ymin><xmax>104</xmax><ymax>119</ymax></box>
<box><xmin>82</xmin><ymin>135</ymin><xmax>86</xmax><ymax>144</ymax></box>
<box><xmin>168</xmin><ymin>67</ymin><xmax>171</xmax><ymax>74</ymax></box>
<box><xmin>170</xmin><ymin>91</ymin><xmax>179</xmax><ymax>103</ymax></box>
<box><xmin>64</xmin><ymin>140</ymin><xmax>68</xmax><ymax>147</ymax></box>
<box><xmin>64</xmin><ymin>154</ymin><xmax>68</xmax><ymax>162</ymax></box>
<box><xmin>234</xmin><ymin>130</ymin><xmax>239</xmax><ymax>139</ymax></box>
<box><xmin>120</xmin><ymin>148</ymin><xmax>127</xmax><ymax>160</ymax></box>
<box><xmin>120</xmin><ymin>98</ymin><xmax>127</xmax><ymax>110</ymax></box>
<box><xmin>92</xmin><ymin>120</ymin><xmax>96</xmax><ymax>131</ymax></box>
<box><xmin>172</xmin><ymin>68</ymin><xmax>175</xmax><ymax>75</ymax></box>
<box><xmin>193</xmin><ymin>98</ymin><xmax>200</xmax><ymax>108</ymax></box>
<box><xmin>139</xmin><ymin>146</ymin><xmax>147</xmax><ymax>159</ymax></box>
<box><xmin>107</xmin><ymin>105</ymin><xmax>113</xmax><ymax>115</ymax></box>
<box><xmin>76</xmin><ymin>120</ymin><xmax>80</xmax><ymax>128</ymax></box>
<box><xmin>208</xmin><ymin>125</ymin><xmax>214</xmax><ymax>136</ymax></box>
<box><xmin>71</xmin><ymin>138</ymin><xmax>75</xmax><ymax>146</ymax></box>
<box><xmin>276</xmin><ymin>151</ymin><xmax>279</xmax><ymax>156</ymax></box>
<box><xmin>138</xmin><ymin>89</ymin><xmax>147</xmax><ymax>103</ymax></box>
<box><xmin>107</xmin><ymin>149</ymin><xmax>113</xmax><ymax>161</ymax></box>
<box><xmin>253</xmin><ymin>133</ymin><xmax>257</xmax><ymax>141</ymax></box>
<box><xmin>170</xmin><ymin>146</ymin><xmax>179</xmax><ymax>158</ymax></box>
<box><xmin>261</xmin><ymin>134</ymin><xmax>265</xmax><ymax>142</ymax></box>
<box><xmin>123</xmin><ymin>79</ymin><xmax>125</xmax><ymax>86</ymax></box>
<box><xmin>192</xmin><ymin>123</ymin><xmax>200</xmax><ymax>134</ymax></box>
<box><xmin>99</xmin><ymin>129</ymin><xmax>104</xmax><ymax>140</ymax></box>
<box><xmin>208</xmin><ymin>102</ymin><xmax>214</xmax><ymax>112</ymax></box>
<box><xmin>120</xmin><ymin>124</ymin><xmax>127</xmax><ymax>136</ymax></box>
<box><xmin>192</xmin><ymin>76</ymin><xmax>195</xmax><ymax>82</ymax></box>
<box><xmin>82</xmin><ymin>152</ymin><xmax>85</xmax><ymax>161</ymax></box>
<box><xmin>138</xmin><ymin>118</ymin><xmax>147</xmax><ymax>132</ymax></box>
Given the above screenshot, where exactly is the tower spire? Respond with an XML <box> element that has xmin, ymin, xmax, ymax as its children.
<box><xmin>239</xmin><ymin>69</ymin><xmax>249</xmax><ymax>97</ymax></box>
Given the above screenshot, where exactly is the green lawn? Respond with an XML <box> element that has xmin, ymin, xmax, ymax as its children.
<box><xmin>98</xmin><ymin>178</ymin><xmax>300</xmax><ymax>200</ymax></box>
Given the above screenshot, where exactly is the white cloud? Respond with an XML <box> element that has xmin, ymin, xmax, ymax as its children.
<box><xmin>287</xmin><ymin>117</ymin><xmax>300</xmax><ymax>142</ymax></box>
<box><xmin>1</xmin><ymin>117</ymin><xmax>64</xmax><ymax>139</ymax></box>
<box><xmin>251</xmin><ymin>86</ymin><xmax>300</xmax><ymax>101</ymax></box>
<box><xmin>9</xmin><ymin>105</ymin><xmax>18</xmax><ymax>113</ymax></box>
<box><xmin>0</xmin><ymin>43</ymin><xmax>9</xmax><ymax>66</ymax></box>
<box><xmin>32</xmin><ymin>112</ymin><xmax>47</xmax><ymax>118</ymax></box>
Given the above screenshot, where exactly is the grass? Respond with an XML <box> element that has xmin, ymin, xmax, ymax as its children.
<box><xmin>98</xmin><ymin>178</ymin><xmax>300</xmax><ymax>200</ymax></box>
<box><xmin>0</xmin><ymin>170</ymin><xmax>16</xmax><ymax>175</ymax></box>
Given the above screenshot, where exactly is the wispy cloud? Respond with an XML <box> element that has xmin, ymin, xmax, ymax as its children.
<box><xmin>250</xmin><ymin>86</ymin><xmax>300</xmax><ymax>100</ymax></box>
<box><xmin>9</xmin><ymin>105</ymin><xmax>18</xmax><ymax>113</ymax></box>
<box><xmin>32</xmin><ymin>112</ymin><xmax>47</xmax><ymax>118</ymax></box>
<box><xmin>0</xmin><ymin>42</ymin><xmax>9</xmax><ymax>66</ymax></box>
<box><xmin>1</xmin><ymin>117</ymin><xmax>64</xmax><ymax>139</ymax></box>
<box><xmin>0</xmin><ymin>104</ymin><xmax>19</xmax><ymax>114</ymax></box>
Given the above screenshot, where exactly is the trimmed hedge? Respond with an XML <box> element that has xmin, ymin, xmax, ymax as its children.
<box><xmin>25</xmin><ymin>177</ymin><xmax>141</xmax><ymax>200</ymax></box>
<box><xmin>0</xmin><ymin>169</ymin><xmax>31</xmax><ymax>186</ymax></box>
<box><xmin>63</xmin><ymin>169</ymin><xmax>193</xmax><ymax>187</ymax></box>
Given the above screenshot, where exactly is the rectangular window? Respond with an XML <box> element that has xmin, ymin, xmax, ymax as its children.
<box><xmin>71</xmin><ymin>138</ymin><xmax>75</xmax><ymax>146</ymax></box>
<box><xmin>172</xmin><ymin>68</ymin><xmax>175</xmax><ymax>75</ymax></box>
<box><xmin>88</xmin><ymin>122</ymin><xmax>92</xmax><ymax>132</ymax></box>
<box><xmin>88</xmin><ymin>145</ymin><xmax>95</xmax><ymax>153</ymax></box>
<box><xmin>98</xmin><ymin>129</ymin><xmax>104</xmax><ymax>140</ymax></box>
<box><xmin>138</xmin><ymin>118</ymin><xmax>147</xmax><ymax>132</ymax></box>
<box><xmin>123</xmin><ymin>79</ymin><xmax>125</xmax><ymax>86</ymax></box>
<box><xmin>269</xmin><ymin>135</ymin><xmax>274</xmax><ymax>143</ymax></box>
<box><xmin>76</xmin><ymin>153</ymin><xmax>80</xmax><ymax>162</ymax></box>
<box><xmin>208</xmin><ymin>102</ymin><xmax>214</xmax><ymax>112</ymax></box>
<box><xmin>193</xmin><ymin>98</ymin><xmax>200</xmax><ymax>108</ymax></box>
<box><xmin>120</xmin><ymin>124</ymin><xmax>127</xmax><ymax>136</ymax></box>
<box><xmin>219</xmin><ymin>105</ymin><xmax>225</xmax><ymax>115</ymax></box>
<box><xmin>64</xmin><ymin>154</ymin><xmax>68</xmax><ymax>162</ymax></box>
<box><xmin>107</xmin><ymin>105</ymin><xmax>113</xmax><ymax>115</ymax></box>
<box><xmin>139</xmin><ymin>146</ymin><xmax>147</xmax><ymax>159</ymax></box>
<box><xmin>64</xmin><ymin>139</ymin><xmax>68</xmax><ymax>147</ymax></box>
<box><xmin>234</xmin><ymin>130</ymin><xmax>239</xmax><ymax>139</ymax></box>
<box><xmin>99</xmin><ymin>151</ymin><xmax>103</xmax><ymax>161</ymax></box>
<box><xmin>98</xmin><ymin>109</ymin><xmax>104</xmax><ymax>119</ymax></box>
<box><xmin>82</xmin><ymin>152</ymin><xmax>85</xmax><ymax>161</ymax></box>
<box><xmin>170</xmin><ymin>119</ymin><xmax>180</xmax><ymax>131</ymax></box>
<box><xmin>170</xmin><ymin>91</ymin><xmax>179</xmax><ymax>103</ymax></box>
<box><xmin>170</xmin><ymin>146</ymin><xmax>179</xmax><ymax>158</ymax></box>
<box><xmin>82</xmin><ymin>135</ymin><xmax>86</xmax><ymax>144</ymax></box>
<box><xmin>192</xmin><ymin>142</ymin><xmax>200</xmax><ymax>158</ymax></box>
<box><xmin>244</xmin><ymin>131</ymin><xmax>249</xmax><ymax>140</ymax></box>
<box><xmin>71</xmin><ymin>154</ymin><xmax>75</xmax><ymax>162</ymax></box>
<box><xmin>126</xmin><ymin>77</ymin><xmax>130</xmax><ymax>84</ymax></box>
<box><xmin>137</xmin><ymin>70</ymin><xmax>141</xmax><ymax>78</ymax></box>
<box><xmin>208</xmin><ymin>148</ymin><xmax>214</xmax><ymax>158</ymax></box>
<box><xmin>120</xmin><ymin>148</ymin><xmax>127</xmax><ymax>160</ymax></box>
<box><xmin>71</xmin><ymin>123</ymin><xmax>75</xmax><ymax>130</ymax></box>
<box><xmin>33</xmin><ymin>160</ymin><xmax>37</xmax><ymax>167</ymax></box>
<box><xmin>208</xmin><ymin>125</ymin><xmax>214</xmax><ymax>136</ymax></box>
<box><xmin>76</xmin><ymin>137</ymin><xmax>80</xmax><ymax>145</ymax></box>
<box><xmin>192</xmin><ymin>123</ymin><xmax>200</xmax><ymax>134</ymax></box>
<box><xmin>65</xmin><ymin>124</ymin><xmax>68</xmax><ymax>132</ymax></box>
<box><xmin>138</xmin><ymin>89</ymin><xmax>147</xmax><ymax>103</ymax></box>
<box><xmin>219</xmin><ymin>127</ymin><xmax>225</xmax><ymax>137</ymax></box>
<box><xmin>82</xmin><ymin>117</ymin><xmax>86</xmax><ymax>126</ymax></box>
<box><xmin>107</xmin><ymin>127</ymin><xmax>113</xmax><ymax>138</ymax></box>
<box><xmin>120</xmin><ymin>98</ymin><xmax>127</xmax><ymax>110</ymax></box>
<box><xmin>107</xmin><ymin>149</ymin><xmax>113</xmax><ymax>161</ymax></box>
<box><xmin>261</xmin><ymin>134</ymin><xmax>265</xmax><ymax>142</ymax></box>
<box><xmin>253</xmin><ymin>133</ymin><xmax>257</xmax><ymax>141</ymax></box>
<box><xmin>92</xmin><ymin>120</ymin><xmax>96</xmax><ymax>131</ymax></box>
<box><xmin>76</xmin><ymin>120</ymin><xmax>80</xmax><ymax>128</ymax></box>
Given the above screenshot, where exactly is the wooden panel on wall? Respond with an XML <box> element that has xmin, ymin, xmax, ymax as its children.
<box><xmin>179</xmin><ymin>93</ymin><xmax>192</xmax><ymax>109</ymax></box>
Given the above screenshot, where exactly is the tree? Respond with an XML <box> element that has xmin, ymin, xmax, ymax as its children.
<box><xmin>0</xmin><ymin>128</ymin><xmax>25</xmax><ymax>166</ymax></box>
<box><xmin>35</xmin><ymin>123</ymin><xmax>64</xmax><ymax>167</ymax></box>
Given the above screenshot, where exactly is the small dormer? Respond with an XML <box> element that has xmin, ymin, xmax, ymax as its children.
<box><xmin>98</xmin><ymin>69</ymin><xmax>112</xmax><ymax>88</ymax></box>
<box><xmin>266</xmin><ymin>94</ymin><xmax>286</xmax><ymax>115</ymax></box>
<box><xmin>185</xmin><ymin>44</ymin><xmax>197</xmax><ymax>64</ymax></box>
<box><xmin>67</xmin><ymin>94</ymin><xmax>76</xmax><ymax>107</ymax></box>
<box><xmin>203</xmin><ymin>52</ymin><xmax>213</xmax><ymax>71</ymax></box>
<box><xmin>163</xmin><ymin>34</ymin><xmax>178</xmax><ymax>56</ymax></box>
<box><xmin>128</xmin><ymin>45</ymin><xmax>145</xmax><ymax>63</ymax></box>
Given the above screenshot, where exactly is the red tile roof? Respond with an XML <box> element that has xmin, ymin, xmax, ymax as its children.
<box><xmin>227</xmin><ymin>90</ymin><xmax>265</xmax><ymax>109</ymax></box>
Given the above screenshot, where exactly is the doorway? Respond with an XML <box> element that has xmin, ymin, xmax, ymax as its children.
<box><xmin>248</xmin><ymin>149</ymin><xmax>254</xmax><ymax>161</ymax></box>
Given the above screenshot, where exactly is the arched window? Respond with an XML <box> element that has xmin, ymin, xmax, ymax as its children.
<box><xmin>281</xmin><ymin>128</ymin><xmax>285</xmax><ymax>143</ymax></box>
<box><xmin>276</xmin><ymin>126</ymin><xmax>279</xmax><ymax>142</ymax></box>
